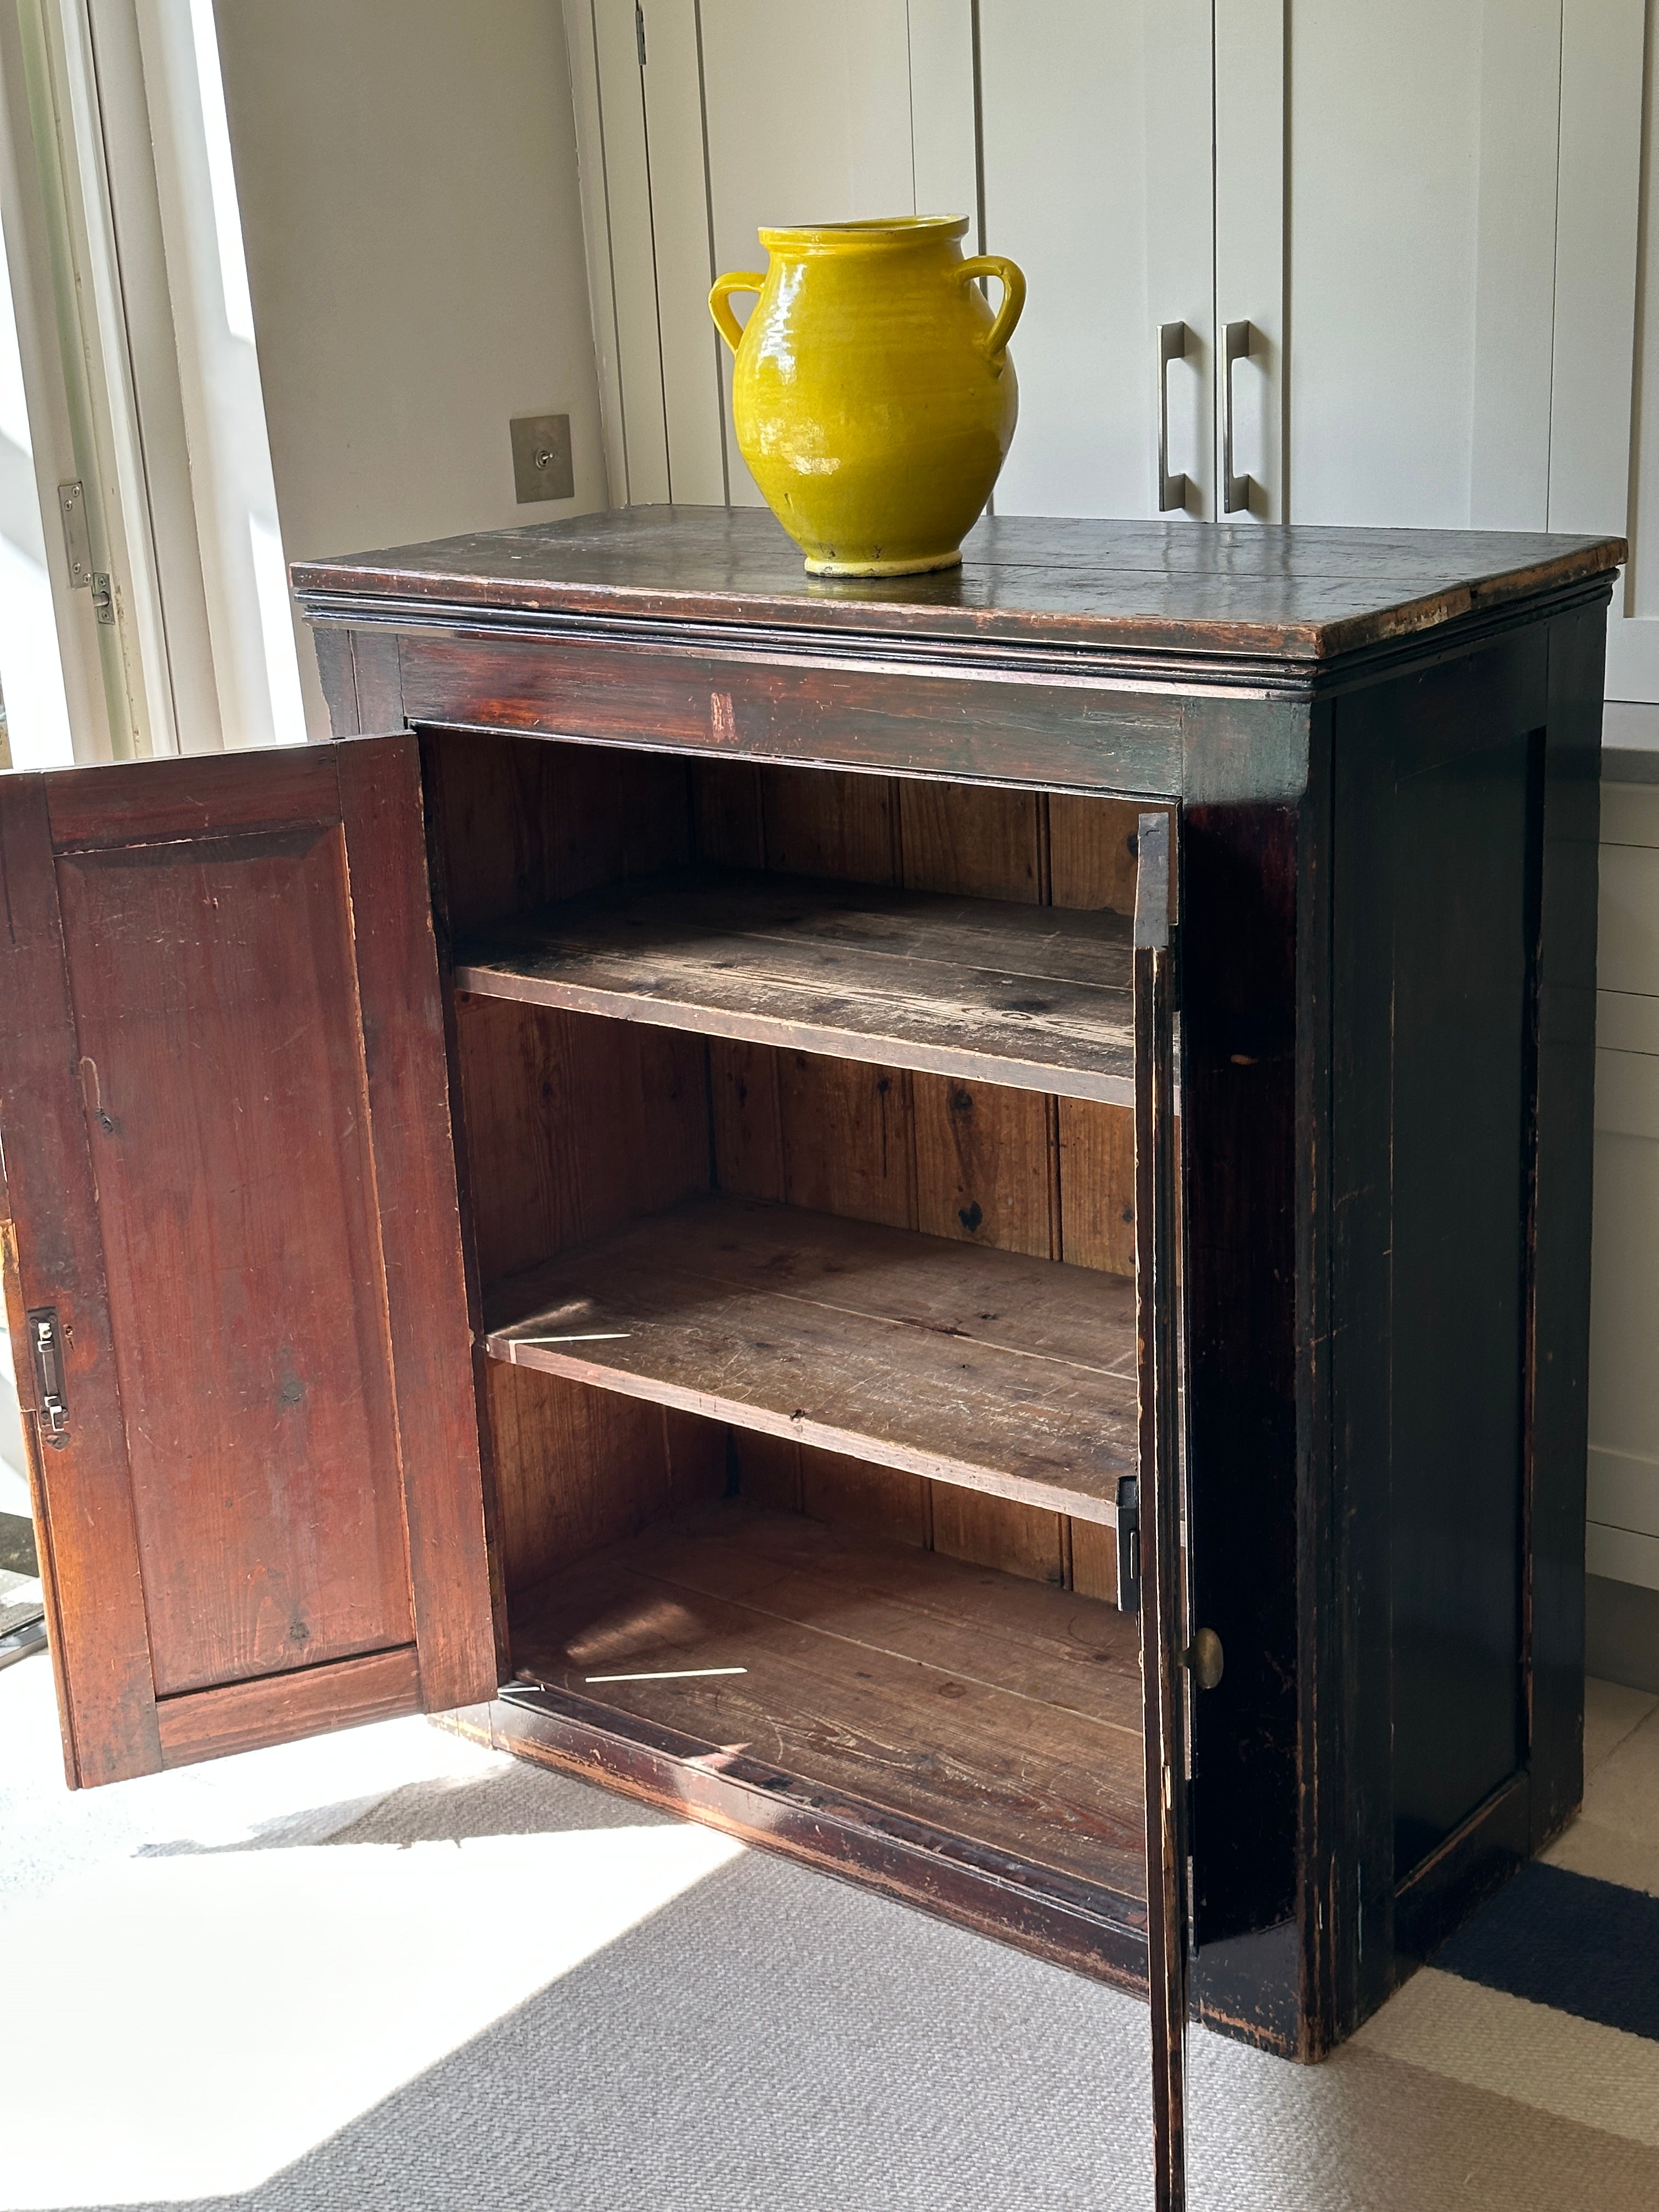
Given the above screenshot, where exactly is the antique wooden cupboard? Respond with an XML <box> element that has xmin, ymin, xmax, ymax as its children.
<box><xmin>0</xmin><ymin>510</ymin><xmax>1622</xmax><ymax>2197</ymax></box>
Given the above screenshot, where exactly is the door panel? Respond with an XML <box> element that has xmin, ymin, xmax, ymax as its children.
<box><xmin>1133</xmin><ymin>810</ymin><xmax>1189</xmax><ymax>2211</ymax></box>
<box><xmin>58</xmin><ymin>825</ymin><xmax>413</xmax><ymax>1695</ymax></box>
<box><xmin>1283</xmin><ymin>0</ymin><xmax>1493</xmax><ymax>527</ymax></box>
<box><xmin>982</xmin><ymin>0</ymin><xmax>1214</xmax><ymax>523</ymax></box>
<box><xmin>1247</xmin><ymin>0</ymin><xmax>1639</xmax><ymax>541</ymax></box>
<box><xmin>700</xmin><ymin>0</ymin><xmax>919</xmax><ymax>509</ymax></box>
<box><xmin>0</xmin><ymin>738</ymin><xmax>495</xmax><ymax>1784</ymax></box>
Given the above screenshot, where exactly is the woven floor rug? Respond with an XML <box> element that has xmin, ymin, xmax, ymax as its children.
<box><xmin>2</xmin><ymin>1654</ymin><xmax>1656</xmax><ymax>2212</ymax></box>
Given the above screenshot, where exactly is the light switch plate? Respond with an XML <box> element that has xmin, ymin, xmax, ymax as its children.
<box><xmin>510</xmin><ymin>413</ymin><xmax>574</xmax><ymax>504</ymax></box>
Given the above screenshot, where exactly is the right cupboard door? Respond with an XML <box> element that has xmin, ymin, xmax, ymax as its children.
<box><xmin>1214</xmin><ymin>0</ymin><xmax>1643</xmax><ymax>537</ymax></box>
<box><xmin>974</xmin><ymin>0</ymin><xmax>1215</xmax><ymax>521</ymax></box>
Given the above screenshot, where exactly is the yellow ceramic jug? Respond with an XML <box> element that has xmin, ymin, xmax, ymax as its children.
<box><xmin>709</xmin><ymin>216</ymin><xmax>1024</xmax><ymax>576</ymax></box>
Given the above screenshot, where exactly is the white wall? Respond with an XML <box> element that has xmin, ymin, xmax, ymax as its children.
<box><xmin>213</xmin><ymin>0</ymin><xmax>609</xmax><ymax>735</ymax></box>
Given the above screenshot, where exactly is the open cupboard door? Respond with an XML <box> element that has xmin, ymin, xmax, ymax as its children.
<box><xmin>1134</xmin><ymin>811</ymin><xmax>1189</xmax><ymax>2212</ymax></box>
<box><xmin>0</xmin><ymin>739</ymin><xmax>496</xmax><ymax>1785</ymax></box>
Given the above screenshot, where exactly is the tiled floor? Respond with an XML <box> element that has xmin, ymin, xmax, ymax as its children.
<box><xmin>1</xmin><ymin>1656</ymin><xmax>1656</xmax><ymax>2210</ymax></box>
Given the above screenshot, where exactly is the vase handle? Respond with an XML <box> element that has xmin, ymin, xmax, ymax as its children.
<box><xmin>959</xmin><ymin>255</ymin><xmax>1026</xmax><ymax>361</ymax></box>
<box><xmin>709</xmin><ymin>271</ymin><xmax>766</xmax><ymax>354</ymax></box>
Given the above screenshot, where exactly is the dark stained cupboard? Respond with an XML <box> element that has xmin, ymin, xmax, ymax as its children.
<box><xmin>0</xmin><ymin>509</ymin><xmax>1623</xmax><ymax>2210</ymax></box>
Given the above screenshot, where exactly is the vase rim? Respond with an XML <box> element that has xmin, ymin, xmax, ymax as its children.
<box><xmin>757</xmin><ymin>214</ymin><xmax>970</xmax><ymax>251</ymax></box>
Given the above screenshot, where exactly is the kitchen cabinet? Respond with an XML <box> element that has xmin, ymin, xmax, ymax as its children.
<box><xmin>569</xmin><ymin>2</ymin><xmax>1643</xmax><ymax>543</ymax></box>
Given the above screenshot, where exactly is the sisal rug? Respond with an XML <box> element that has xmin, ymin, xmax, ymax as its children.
<box><xmin>1</xmin><ymin>1655</ymin><xmax>1656</xmax><ymax>2211</ymax></box>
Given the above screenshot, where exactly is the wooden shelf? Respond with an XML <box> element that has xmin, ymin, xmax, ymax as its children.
<box><xmin>509</xmin><ymin>1497</ymin><xmax>1147</xmax><ymax>1905</ymax></box>
<box><xmin>482</xmin><ymin>1192</ymin><xmax>1138</xmax><ymax>1525</ymax></box>
<box><xmin>454</xmin><ymin>866</ymin><xmax>1142</xmax><ymax>1106</ymax></box>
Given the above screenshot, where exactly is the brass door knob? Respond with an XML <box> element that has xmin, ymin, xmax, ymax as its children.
<box><xmin>1186</xmin><ymin>1627</ymin><xmax>1224</xmax><ymax>1691</ymax></box>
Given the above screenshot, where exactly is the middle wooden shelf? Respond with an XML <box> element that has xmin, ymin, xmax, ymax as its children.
<box><xmin>453</xmin><ymin>864</ymin><xmax>1143</xmax><ymax>1105</ymax></box>
<box><xmin>481</xmin><ymin>1190</ymin><xmax>1139</xmax><ymax>1530</ymax></box>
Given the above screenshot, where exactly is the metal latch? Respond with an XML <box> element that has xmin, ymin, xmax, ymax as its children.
<box><xmin>1115</xmin><ymin>1474</ymin><xmax>1141</xmax><ymax>1612</ymax></box>
<box><xmin>27</xmin><ymin>1307</ymin><xmax>67</xmax><ymax>1446</ymax></box>
<box><xmin>57</xmin><ymin>482</ymin><xmax>114</xmax><ymax>625</ymax></box>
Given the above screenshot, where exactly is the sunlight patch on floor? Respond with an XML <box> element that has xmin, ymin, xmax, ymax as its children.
<box><xmin>0</xmin><ymin>1822</ymin><xmax>743</xmax><ymax>2207</ymax></box>
<box><xmin>1</xmin><ymin>1657</ymin><xmax>511</xmax><ymax>1910</ymax></box>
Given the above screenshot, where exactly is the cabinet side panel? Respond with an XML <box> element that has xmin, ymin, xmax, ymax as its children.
<box><xmin>351</xmin><ymin>632</ymin><xmax>405</xmax><ymax>735</ymax></box>
<box><xmin>1183</xmin><ymin>799</ymin><xmax>1302</xmax><ymax>1945</ymax></box>
<box><xmin>1388</xmin><ymin>637</ymin><xmax>1544</xmax><ymax>1875</ymax></box>
<box><xmin>425</xmin><ymin>730</ymin><xmax>693</xmax><ymax>937</ymax></box>
<box><xmin>1329</xmin><ymin>687</ymin><xmax>1398</xmax><ymax>2029</ymax></box>
<box><xmin>454</xmin><ymin>1001</ymin><xmax>709</xmax><ymax>1599</ymax></box>
<box><xmin>487</xmin><ymin>1361</ymin><xmax>675</xmax><ymax>1597</ymax></box>
<box><xmin>311</xmin><ymin>627</ymin><xmax>359</xmax><ymax>736</ymax></box>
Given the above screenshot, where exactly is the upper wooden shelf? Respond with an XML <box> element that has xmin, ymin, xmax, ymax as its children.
<box><xmin>481</xmin><ymin>1192</ymin><xmax>1139</xmax><ymax>1527</ymax></box>
<box><xmin>291</xmin><ymin>505</ymin><xmax>1625</xmax><ymax>666</ymax></box>
<box><xmin>454</xmin><ymin>865</ymin><xmax>1141</xmax><ymax>1107</ymax></box>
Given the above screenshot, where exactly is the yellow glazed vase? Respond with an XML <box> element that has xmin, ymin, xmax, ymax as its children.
<box><xmin>708</xmin><ymin>216</ymin><xmax>1024</xmax><ymax>577</ymax></box>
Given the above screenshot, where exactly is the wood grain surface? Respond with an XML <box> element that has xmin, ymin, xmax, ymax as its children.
<box><xmin>510</xmin><ymin>1496</ymin><xmax>1146</xmax><ymax>1900</ymax></box>
<box><xmin>293</xmin><ymin>505</ymin><xmax>1625</xmax><ymax>664</ymax></box>
<box><xmin>0</xmin><ymin>738</ymin><xmax>495</xmax><ymax>1779</ymax></box>
<box><xmin>484</xmin><ymin>1192</ymin><xmax>1138</xmax><ymax>1522</ymax></box>
<box><xmin>455</xmin><ymin>866</ymin><xmax>1141</xmax><ymax>1104</ymax></box>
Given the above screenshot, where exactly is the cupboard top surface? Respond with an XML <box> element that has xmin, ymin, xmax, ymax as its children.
<box><xmin>292</xmin><ymin>505</ymin><xmax>1624</xmax><ymax>666</ymax></box>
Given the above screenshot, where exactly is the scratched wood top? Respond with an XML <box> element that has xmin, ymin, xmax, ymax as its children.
<box><xmin>511</xmin><ymin>1496</ymin><xmax>1147</xmax><ymax>1901</ymax></box>
<box><xmin>292</xmin><ymin>505</ymin><xmax>1624</xmax><ymax>662</ymax></box>
<box><xmin>483</xmin><ymin>1192</ymin><xmax>1139</xmax><ymax>1522</ymax></box>
<box><xmin>454</xmin><ymin>866</ymin><xmax>1142</xmax><ymax>1107</ymax></box>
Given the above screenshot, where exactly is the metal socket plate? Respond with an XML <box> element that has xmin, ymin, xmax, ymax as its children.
<box><xmin>510</xmin><ymin>413</ymin><xmax>574</xmax><ymax>504</ymax></box>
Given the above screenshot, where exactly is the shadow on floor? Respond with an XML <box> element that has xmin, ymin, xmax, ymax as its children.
<box><xmin>31</xmin><ymin>1754</ymin><xmax>1659</xmax><ymax>2212</ymax></box>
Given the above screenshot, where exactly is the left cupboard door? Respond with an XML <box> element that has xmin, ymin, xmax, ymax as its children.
<box><xmin>0</xmin><ymin>738</ymin><xmax>498</xmax><ymax>1784</ymax></box>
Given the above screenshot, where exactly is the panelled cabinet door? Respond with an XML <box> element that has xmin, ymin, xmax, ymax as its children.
<box><xmin>0</xmin><ymin>738</ymin><xmax>496</xmax><ymax>1785</ymax></box>
<box><xmin>1133</xmin><ymin>812</ymin><xmax>1189</xmax><ymax>2212</ymax></box>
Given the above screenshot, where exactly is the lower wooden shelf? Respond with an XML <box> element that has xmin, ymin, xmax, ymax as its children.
<box><xmin>503</xmin><ymin>1497</ymin><xmax>1147</xmax><ymax>1975</ymax></box>
<box><xmin>482</xmin><ymin>1191</ymin><xmax>1140</xmax><ymax>1526</ymax></box>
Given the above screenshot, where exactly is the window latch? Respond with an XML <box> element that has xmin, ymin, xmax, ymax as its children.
<box><xmin>57</xmin><ymin>482</ymin><xmax>114</xmax><ymax>625</ymax></box>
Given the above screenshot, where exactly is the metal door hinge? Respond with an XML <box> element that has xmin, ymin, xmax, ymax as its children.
<box><xmin>57</xmin><ymin>482</ymin><xmax>114</xmax><ymax>625</ymax></box>
<box><xmin>635</xmin><ymin>2</ymin><xmax>646</xmax><ymax>66</ymax></box>
<box><xmin>27</xmin><ymin>1307</ymin><xmax>67</xmax><ymax>1447</ymax></box>
<box><xmin>1115</xmin><ymin>1474</ymin><xmax>1141</xmax><ymax>1611</ymax></box>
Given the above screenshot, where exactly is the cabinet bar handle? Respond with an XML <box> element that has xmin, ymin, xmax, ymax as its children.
<box><xmin>1222</xmin><ymin>319</ymin><xmax>1256</xmax><ymax>515</ymax></box>
<box><xmin>27</xmin><ymin>1307</ymin><xmax>68</xmax><ymax>1447</ymax></box>
<box><xmin>1156</xmin><ymin>321</ymin><xmax>1189</xmax><ymax>514</ymax></box>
